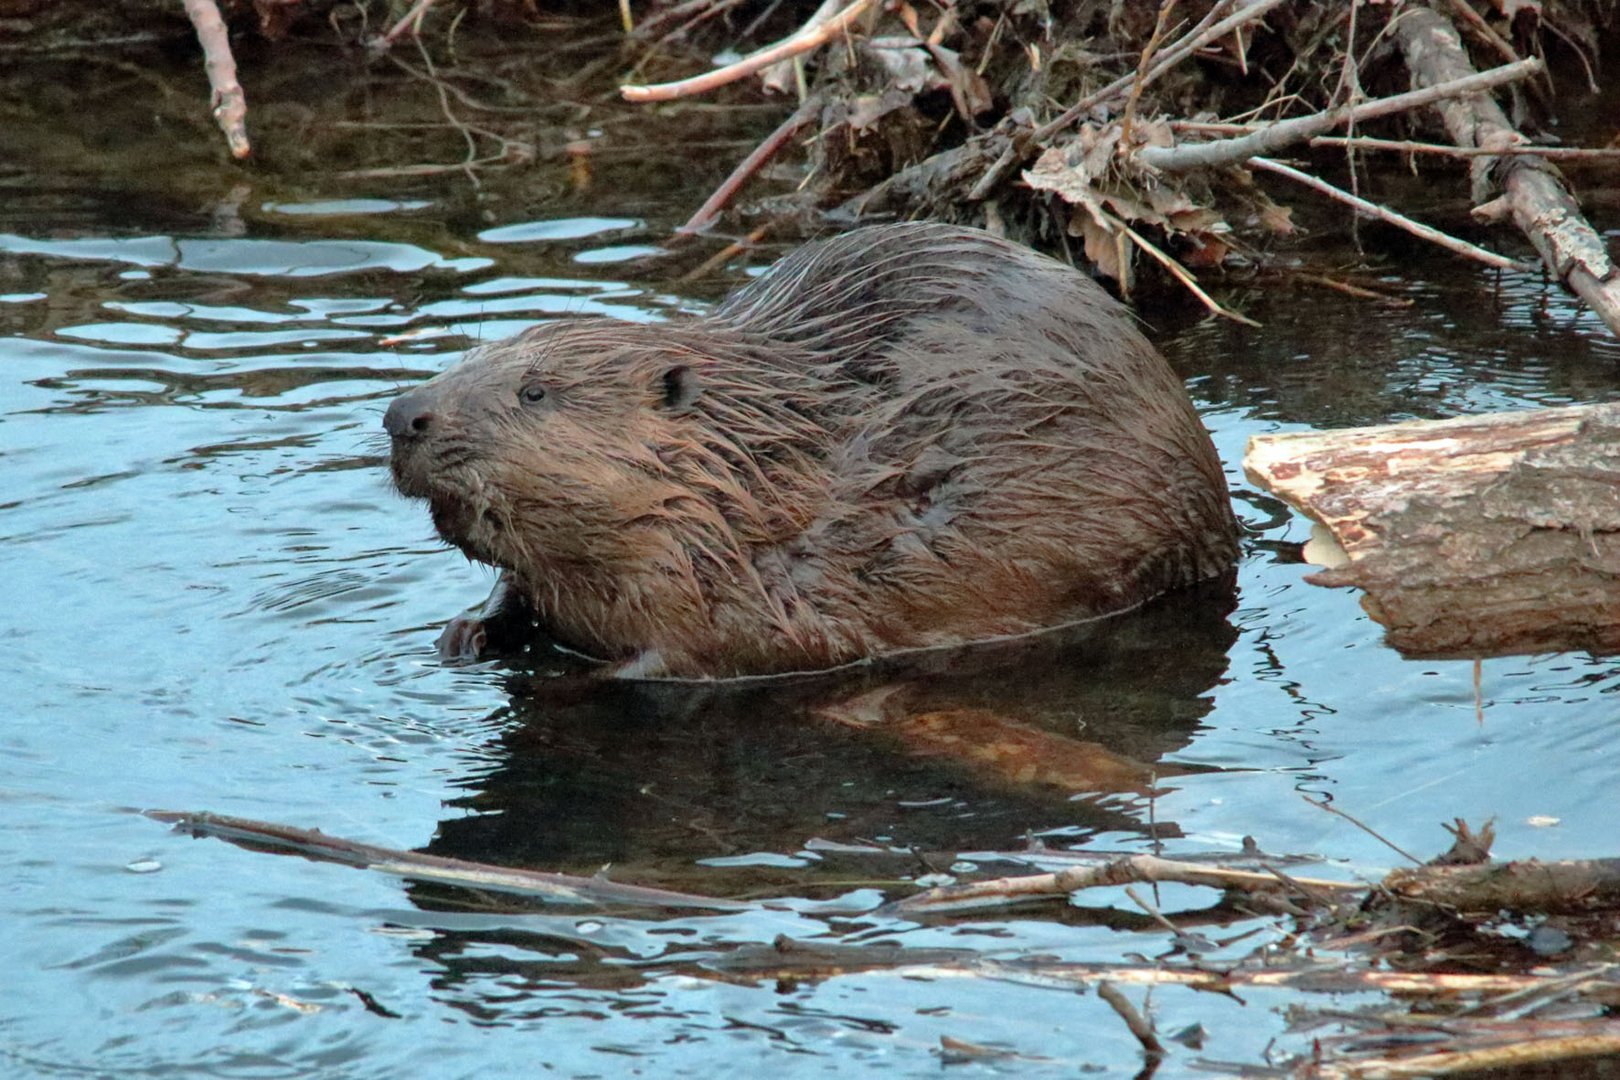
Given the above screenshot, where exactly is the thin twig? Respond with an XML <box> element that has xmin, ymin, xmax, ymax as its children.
<box><xmin>1288</xmin><ymin>271</ymin><xmax>1414</xmax><ymax>306</ymax></box>
<box><xmin>1112</xmin><ymin>217</ymin><xmax>1261</xmax><ymax>327</ymax></box>
<box><xmin>967</xmin><ymin>0</ymin><xmax>1277</xmax><ymax>200</ymax></box>
<box><xmin>1310</xmin><ymin>135</ymin><xmax>1620</xmax><ymax>161</ymax></box>
<box><xmin>1033</xmin><ymin>0</ymin><xmax>1288</xmax><ymax>143</ymax></box>
<box><xmin>1249</xmin><ymin>156</ymin><xmax>1529</xmax><ymax>272</ymax></box>
<box><xmin>181</xmin><ymin>0</ymin><xmax>250</xmax><ymax>159</ymax></box>
<box><xmin>678</xmin><ymin>225</ymin><xmax>772</xmax><ymax>283</ymax></box>
<box><xmin>1121</xmin><ymin>1</ymin><xmax>1179</xmax><ymax>148</ymax></box>
<box><xmin>678</xmin><ymin>99</ymin><xmax>818</xmax><ymax>234</ymax></box>
<box><xmin>1097</xmin><ymin>981</ymin><xmax>1166</xmax><ymax>1060</ymax></box>
<box><xmin>621</xmin><ymin>0</ymin><xmax>876</xmax><ymax>102</ymax></box>
<box><xmin>380</xmin><ymin>0</ymin><xmax>439</xmax><ymax>46</ymax></box>
<box><xmin>1303</xmin><ymin>795</ymin><xmax>1424</xmax><ymax>866</ymax></box>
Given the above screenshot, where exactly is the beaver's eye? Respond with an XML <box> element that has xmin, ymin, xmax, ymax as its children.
<box><xmin>519</xmin><ymin>384</ymin><xmax>547</xmax><ymax>405</ymax></box>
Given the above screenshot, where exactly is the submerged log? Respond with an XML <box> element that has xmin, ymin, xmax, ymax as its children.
<box><xmin>1243</xmin><ymin>403</ymin><xmax>1620</xmax><ymax>659</ymax></box>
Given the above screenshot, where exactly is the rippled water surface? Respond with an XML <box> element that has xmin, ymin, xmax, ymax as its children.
<box><xmin>5</xmin><ymin>41</ymin><xmax>1620</xmax><ymax>1080</ymax></box>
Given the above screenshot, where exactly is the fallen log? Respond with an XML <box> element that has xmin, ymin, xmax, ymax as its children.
<box><xmin>1243</xmin><ymin>403</ymin><xmax>1620</xmax><ymax>659</ymax></box>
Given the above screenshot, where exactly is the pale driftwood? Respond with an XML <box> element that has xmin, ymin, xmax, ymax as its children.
<box><xmin>1395</xmin><ymin>8</ymin><xmax>1620</xmax><ymax>339</ymax></box>
<box><xmin>1244</xmin><ymin>403</ymin><xmax>1620</xmax><ymax>659</ymax></box>
<box><xmin>888</xmin><ymin>852</ymin><xmax>1365</xmax><ymax>916</ymax></box>
<box><xmin>1135</xmin><ymin>56</ymin><xmax>1542</xmax><ymax>173</ymax></box>
<box><xmin>149</xmin><ymin>810</ymin><xmax>751</xmax><ymax>912</ymax></box>
<box><xmin>620</xmin><ymin>0</ymin><xmax>876</xmax><ymax>102</ymax></box>
<box><xmin>181</xmin><ymin>0</ymin><xmax>250</xmax><ymax>159</ymax></box>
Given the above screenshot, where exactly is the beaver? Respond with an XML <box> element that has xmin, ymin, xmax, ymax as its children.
<box><xmin>384</xmin><ymin>222</ymin><xmax>1238</xmax><ymax>678</ymax></box>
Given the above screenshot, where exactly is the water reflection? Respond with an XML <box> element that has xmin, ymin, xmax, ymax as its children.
<box><xmin>422</xmin><ymin>582</ymin><xmax>1238</xmax><ymax>890</ymax></box>
<box><xmin>4</xmin><ymin>93</ymin><xmax>1620</xmax><ymax>1074</ymax></box>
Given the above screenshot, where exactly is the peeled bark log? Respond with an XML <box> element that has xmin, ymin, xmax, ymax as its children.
<box><xmin>1243</xmin><ymin>403</ymin><xmax>1620</xmax><ymax>659</ymax></box>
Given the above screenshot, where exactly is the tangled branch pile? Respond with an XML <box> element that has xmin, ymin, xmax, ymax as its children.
<box><xmin>12</xmin><ymin>0</ymin><xmax>1619</xmax><ymax>326</ymax></box>
<box><xmin>620</xmin><ymin>0</ymin><xmax>1620</xmax><ymax>325</ymax></box>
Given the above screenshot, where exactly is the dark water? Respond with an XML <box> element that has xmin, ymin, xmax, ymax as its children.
<box><xmin>5</xmin><ymin>37</ymin><xmax>1620</xmax><ymax>1080</ymax></box>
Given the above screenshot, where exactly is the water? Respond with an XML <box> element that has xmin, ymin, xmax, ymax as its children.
<box><xmin>5</xmin><ymin>42</ymin><xmax>1620</xmax><ymax>1080</ymax></box>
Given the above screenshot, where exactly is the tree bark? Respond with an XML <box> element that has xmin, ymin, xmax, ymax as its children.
<box><xmin>1243</xmin><ymin>403</ymin><xmax>1620</xmax><ymax>659</ymax></box>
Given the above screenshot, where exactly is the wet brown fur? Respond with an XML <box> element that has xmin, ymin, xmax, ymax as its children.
<box><xmin>386</xmin><ymin>222</ymin><xmax>1238</xmax><ymax>677</ymax></box>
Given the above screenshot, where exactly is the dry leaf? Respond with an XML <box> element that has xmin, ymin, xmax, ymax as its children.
<box><xmin>1257</xmin><ymin>201</ymin><xmax>1295</xmax><ymax>235</ymax></box>
<box><xmin>1180</xmin><ymin>235</ymin><xmax>1230</xmax><ymax>269</ymax></box>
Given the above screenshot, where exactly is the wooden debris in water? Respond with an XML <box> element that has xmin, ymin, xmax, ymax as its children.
<box><xmin>1243</xmin><ymin>402</ymin><xmax>1620</xmax><ymax>660</ymax></box>
<box><xmin>888</xmin><ymin>851</ymin><xmax>1364</xmax><ymax>916</ymax></box>
<box><xmin>1394</xmin><ymin>6</ymin><xmax>1620</xmax><ymax>338</ymax></box>
<box><xmin>147</xmin><ymin>809</ymin><xmax>752</xmax><ymax>912</ymax></box>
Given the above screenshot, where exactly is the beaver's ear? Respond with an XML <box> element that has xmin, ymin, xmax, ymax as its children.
<box><xmin>659</xmin><ymin>364</ymin><xmax>702</xmax><ymax>411</ymax></box>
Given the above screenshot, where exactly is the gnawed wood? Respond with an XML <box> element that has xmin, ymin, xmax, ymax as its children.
<box><xmin>1244</xmin><ymin>403</ymin><xmax>1620</xmax><ymax>659</ymax></box>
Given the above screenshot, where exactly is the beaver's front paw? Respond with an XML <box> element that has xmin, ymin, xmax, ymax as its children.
<box><xmin>436</xmin><ymin>614</ymin><xmax>490</xmax><ymax>664</ymax></box>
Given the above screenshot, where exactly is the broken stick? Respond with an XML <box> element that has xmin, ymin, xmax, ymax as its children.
<box><xmin>149</xmin><ymin>809</ymin><xmax>751</xmax><ymax>912</ymax></box>
<box><xmin>181</xmin><ymin>0</ymin><xmax>250</xmax><ymax>159</ymax></box>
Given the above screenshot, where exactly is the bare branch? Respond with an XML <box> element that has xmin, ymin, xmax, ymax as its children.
<box><xmin>1136</xmin><ymin>57</ymin><xmax>1542</xmax><ymax>172</ymax></box>
<box><xmin>621</xmin><ymin>0</ymin><xmax>876</xmax><ymax>103</ymax></box>
<box><xmin>181</xmin><ymin>0</ymin><xmax>250</xmax><ymax>159</ymax></box>
<box><xmin>1249</xmin><ymin>156</ymin><xmax>1528</xmax><ymax>272</ymax></box>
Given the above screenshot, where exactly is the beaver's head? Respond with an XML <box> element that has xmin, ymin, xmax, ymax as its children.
<box><xmin>385</xmin><ymin>319</ymin><xmax>831</xmax><ymax>588</ymax></box>
<box><xmin>384</xmin><ymin>320</ymin><xmax>721</xmax><ymax>570</ymax></box>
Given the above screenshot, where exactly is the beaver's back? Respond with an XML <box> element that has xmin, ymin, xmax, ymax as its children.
<box><xmin>698</xmin><ymin>224</ymin><xmax>1237</xmax><ymax>664</ymax></box>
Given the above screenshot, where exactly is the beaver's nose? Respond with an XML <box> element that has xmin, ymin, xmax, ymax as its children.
<box><xmin>384</xmin><ymin>389</ymin><xmax>436</xmax><ymax>440</ymax></box>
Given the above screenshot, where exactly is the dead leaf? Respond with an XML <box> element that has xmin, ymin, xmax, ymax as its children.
<box><xmin>1075</xmin><ymin>213</ymin><xmax>1132</xmax><ymax>288</ymax></box>
<box><xmin>926</xmin><ymin>43</ymin><xmax>993</xmax><ymax>120</ymax></box>
<box><xmin>1180</xmin><ymin>235</ymin><xmax>1230</xmax><ymax>269</ymax></box>
<box><xmin>1256</xmin><ymin>200</ymin><xmax>1295</xmax><ymax>235</ymax></box>
<box><xmin>863</xmin><ymin>38</ymin><xmax>939</xmax><ymax>94</ymax></box>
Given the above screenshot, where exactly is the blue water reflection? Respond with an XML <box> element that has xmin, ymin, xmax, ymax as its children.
<box><xmin>3</xmin><ymin>201</ymin><xmax>1619</xmax><ymax>1079</ymax></box>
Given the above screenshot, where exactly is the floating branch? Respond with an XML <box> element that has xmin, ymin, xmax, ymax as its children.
<box><xmin>149</xmin><ymin>809</ymin><xmax>752</xmax><ymax>912</ymax></box>
<box><xmin>888</xmin><ymin>852</ymin><xmax>1364</xmax><ymax>916</ymax></box>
